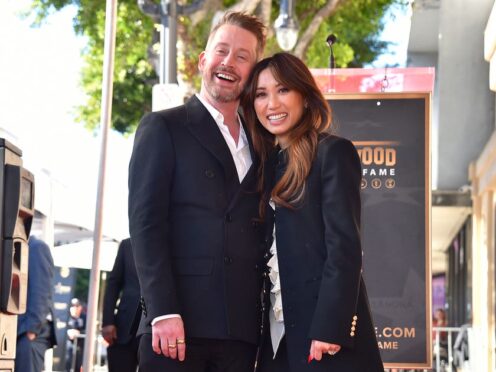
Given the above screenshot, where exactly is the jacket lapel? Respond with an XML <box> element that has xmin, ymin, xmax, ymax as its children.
<box><xmin>184</xmin><ymin>96</ymin><xmax>240</xmax><ymax>199</ymax></box>
<box><xmin>224</xmin><ymin>115</ymin><xmax>261</xmax><ymax>211</ymax></box>
<box><xmin>239</xmin><ymin>115</ymin><xmax>257</xmax><ymax>186</ymax></box>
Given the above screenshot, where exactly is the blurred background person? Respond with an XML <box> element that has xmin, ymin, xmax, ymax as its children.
<box><xmin>15</xmin><ymin>236</ymin><xmax>57</xmax><ymax>372</ymax></box>
<box><xmin>65</xmin><ymin>298</ymin><xmax>86</xmax><ymax>372</ymax></box>
<box><xmin>101</xmin><ymin>238</ymin><xmax>140</xmax><ymax>372</ymax></box>
<box><xmin>433</xmin><ymin>308</ymin><xmax>448</xmax><ymax>369</ymax></box>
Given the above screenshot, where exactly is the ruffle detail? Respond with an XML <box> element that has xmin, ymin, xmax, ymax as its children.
<box><xmin>268</xmin><ymin>200</ymin><xmax>284</xmax><ymax>322</ymax></box>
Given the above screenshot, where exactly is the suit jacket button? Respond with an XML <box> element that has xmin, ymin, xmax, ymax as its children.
<box><xmin>225</xmin><ymin>214</ymin><xmax>232</xmax><ymax>222</ymax></box>
<box><xmin>224</xmin><ymin>256</ymin><xmax>232</xmax><ymax>264</ymax></box>
<box><xmin>205</xmin><ymin>169</ymin><xmax>215</xmax><ymax>178</ymax></box>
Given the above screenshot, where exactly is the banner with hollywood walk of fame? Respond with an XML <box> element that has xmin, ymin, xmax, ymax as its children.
<box><xmin>325</xmin><ymin>93</ymin><xmax>432</xmax><ymax>369</ymax></box>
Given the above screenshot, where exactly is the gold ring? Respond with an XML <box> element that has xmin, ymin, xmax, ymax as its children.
<box><xmin>168</xmin><ymin>344</ymin><xmax>177</xmax><ymax>348</ymax></box>
<box><xmin>176</xmin><ymin>339</ymin><xmax>185</xmax><ymax>344</ymax></box>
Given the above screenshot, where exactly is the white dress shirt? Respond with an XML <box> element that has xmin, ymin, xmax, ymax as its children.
<box><xmin>152</xmin><ymin>95</ymin><xmax>253</xmax><ymax>325</ymax></box>
<box><xmin>196</xmin><ymin>94</ymin><xmax>252</xmax><ymax>182</ymax></box>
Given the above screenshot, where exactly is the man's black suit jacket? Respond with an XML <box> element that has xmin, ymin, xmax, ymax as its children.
<box><xmin>102</xmin><ymin>238</ymin><xmax>140</xmax><ymax>344</ymax></box>
<box><xmin>128</xmin><ymin>95</ymin><xmax>265</xmax><ymax>345</ymax></box>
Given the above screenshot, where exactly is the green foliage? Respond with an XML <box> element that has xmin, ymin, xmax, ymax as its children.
<box><xmin>27</xmin><ymin>0</ymin><xmax>73</xmax><ymax>25</ymax></box>
<box><xmin>73</xmin><ymin>268</ymin><xmax>89</xmax><ymax>303</ymax></box>
<box><xmin>28</xmin><ymin>0</ymin><xmax>406</xmax><ymax>134</ymax></box>
<box><xmin>333</xmin><ymin>0</ymin><xmax>396</xmax><ymax>67</ymax></box>
<box><xmin>178</xmin><ymin>13</ymin><xmax>214</xmax><ymax>92</ymax></box>
<box><xmin>300</xmin><ymin>0</ymin><xmax>399</xmax><ymax>68</ymax></box>
<box><xmin>30</xmin><ymin>0</ymin><xmax>157</xmax><ymax>134</ymax></box>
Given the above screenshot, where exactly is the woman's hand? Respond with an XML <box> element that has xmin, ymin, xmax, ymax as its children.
<box><xmin>309</xmin><ymin>340</ymin><xmax>341</xmax><ymax>361</ymax></box>
<box><xmin>101</xmin><ymin>325</ymin><xmax>117</xmax><ymax>346</ymax></box>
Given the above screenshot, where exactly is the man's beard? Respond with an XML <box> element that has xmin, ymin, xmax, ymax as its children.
<box><xmin>203</xmin><ymin>68</ymin><xmax>242</xmax><ymax>103</ymax></box>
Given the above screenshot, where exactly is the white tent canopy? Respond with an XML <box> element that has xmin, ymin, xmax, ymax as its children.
<box><xmin>0</xmin><ymin>126</ymin><xmax>133</xmax><ymax>244</ymax></box>
<box><xmin>51</xmin><ymin>239</ymin><xmax>119</xmax><ymax>271</ymax></box>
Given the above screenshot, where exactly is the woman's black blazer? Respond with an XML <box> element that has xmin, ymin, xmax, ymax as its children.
<box><xmin>263</xmin><ymin>134</ymin><xmax>384</xmax><ymax>371</ymax></box>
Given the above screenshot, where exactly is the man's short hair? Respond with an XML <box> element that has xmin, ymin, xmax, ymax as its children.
<box><xmin>208</xmin><ymin>11</ymin><xmax>267</xmax><ymax>60</ymax></box>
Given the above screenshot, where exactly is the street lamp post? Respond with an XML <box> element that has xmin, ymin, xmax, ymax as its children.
<box><xmin>274</xmin><ymin>0</ymin><xmax>299</xmax><ymax>51</ymax></box>
<box><xmin>138</xmin><ymin>0</ymin><xmax>177</xmax><ymax>84</ymax></box>
<box><xmin>138</xmin><ymin>0</ymin><xmax>205</xmax><ymax>84</ymax></box>
<box><xmin>82</xmin><ymin>0</ymin><xmax>118</xmax><ymax>371</ymax></box>
<box><xmin>326</xmin><ymin>34</ymin><xmax>337</xmax><ymax>92</ymax></box>
<box><xmin>140</xmin><ymin>1</ymin><xmax>302</xmax><ymax>77</ymax></box>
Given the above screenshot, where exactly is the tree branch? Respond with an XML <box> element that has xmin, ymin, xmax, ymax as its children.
<box><xmin>227</xmin><ymin>0</ymin><xmax>263</xmax><ymax>13</ymax></box>
<box><xmin>293</xmin><ymin>0</ymin><xmax>343</xmax><ymax>58</ymax></box>
<box><xmin>260</xmin><ymin>0</ymin><xmax>273</xmax><ymax>39</ymax></box>
<box><xmin>188</xmin><ymin>0</ymin><xmax>222</xmax><ymax>26</ymax></box>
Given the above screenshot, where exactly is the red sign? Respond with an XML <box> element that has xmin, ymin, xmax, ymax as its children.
<box><xmin>311</xmin><ymin>67</ymin><xmax>435</xmax><ymax>94</ymax></box>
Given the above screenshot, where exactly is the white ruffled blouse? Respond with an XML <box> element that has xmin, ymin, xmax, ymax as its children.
<box><xmin>268</xmin><ymin>200</ymin><xmax>285</xmax><ymax>357</ymax></box>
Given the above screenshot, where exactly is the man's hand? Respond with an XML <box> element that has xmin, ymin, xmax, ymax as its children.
<box><xmin>309</xmin><ymin>340</ymin><xmax>341</xmax><ymax>361</ymax></box>
<box><xmin>102</xmin><ymin>325</ymin><xmax>118</xmax><ymax>346</ymax></box>
<box><xmin>152</xmin><ymin>318</ymin><xmax>186</xmax><ymax>361</ymax></box>
<box><xmin>26</xmin><ymin>332</ymin><xmax>36</xmax><ymax>341</ymax></box>
<box><xmin>67</xmin><ymin>329</ymin><xmax>80</xmax><ymax>341</ymax></box>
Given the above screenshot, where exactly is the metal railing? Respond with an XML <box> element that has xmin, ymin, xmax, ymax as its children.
<box><xmin>66</xmin><ymin>333</ymin><xmax>108</xmax><ymax>372</ymax></box>
<box><xmin>433</xmin><ymin>326</ymin><xmax>459</xmax><ymax>372</ymax></box>
<box><xmin>385</xmin><ymin>326</ymin><xmax>472</xmax><ymax>372</ymax></box>
<box><xmin>62</xmin><ymin>327</ymin><xmax>472</xmax><ymax>372</ymax></box>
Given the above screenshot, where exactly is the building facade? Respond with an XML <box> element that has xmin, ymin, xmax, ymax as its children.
<box><xmin>471</xmin><ymin>2</ymin><xmax>496</xmax><ymax>370</ymax></box>
<box><xmin>408</xmin><ymin>0</ymin><xmax>495</xmax><ymax>370</ymax></box>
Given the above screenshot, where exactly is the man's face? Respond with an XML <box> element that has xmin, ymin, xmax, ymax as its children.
<box><xmin>70</xmin><ymin>304</ymin><xmax>82</xmax><ymax>318</ymax></box>
<box><xmin>199</xmin><ymin>24</ymin><xmax>258</xmax><ymax>104</ymax></box>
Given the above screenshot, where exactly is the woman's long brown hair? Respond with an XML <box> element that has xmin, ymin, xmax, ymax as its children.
<box><xmin>241</xmin><ymin>53</ymin><xmax>332</xmax><ymax>216</ymax></box>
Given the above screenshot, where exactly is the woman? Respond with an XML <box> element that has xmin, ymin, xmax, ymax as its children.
<box><xmin>242</xmin><ymin>53</ymin><xmax>383</xmax><ymax>371</ymax></box>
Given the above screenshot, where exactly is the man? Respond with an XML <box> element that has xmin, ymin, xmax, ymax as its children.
<box><xmin>16</xmin><ymin>236</ymin><xmax>57</xmax><ymax>372</ymax></box>
<box><xmin>128</xmin><ymin>11</ymin><xmax>267</xmax><ymax>371</ymax></box>
<box><xmin>101</xmin><ymin>238</ymin><xmax>140</xmax><ymax>372</ymax></box>
<box><xmin>65</xmin><ymin>298</ymin><xmax>86</xmax><ymax>372</ymax></box>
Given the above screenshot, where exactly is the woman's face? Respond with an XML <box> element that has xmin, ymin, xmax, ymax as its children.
<box><xmin>253</xmin><ymin>68</ymin><xmax>304</xmax><ymax>148</ymax></box>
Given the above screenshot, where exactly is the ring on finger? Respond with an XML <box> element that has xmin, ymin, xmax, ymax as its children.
<box><xmin>168</xmin><ymin>344</ymin><xmax>177</xmax><ymax>348</ymax></box>
<box><xmin>176</xmin><ymin>339</ymin><xmax>185</xmax><ymax>344</ymax></box>
<box><xmin>328</xmin><ymin>350</ymin><xmax>337</xmax><ymax>356</ymax></box>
